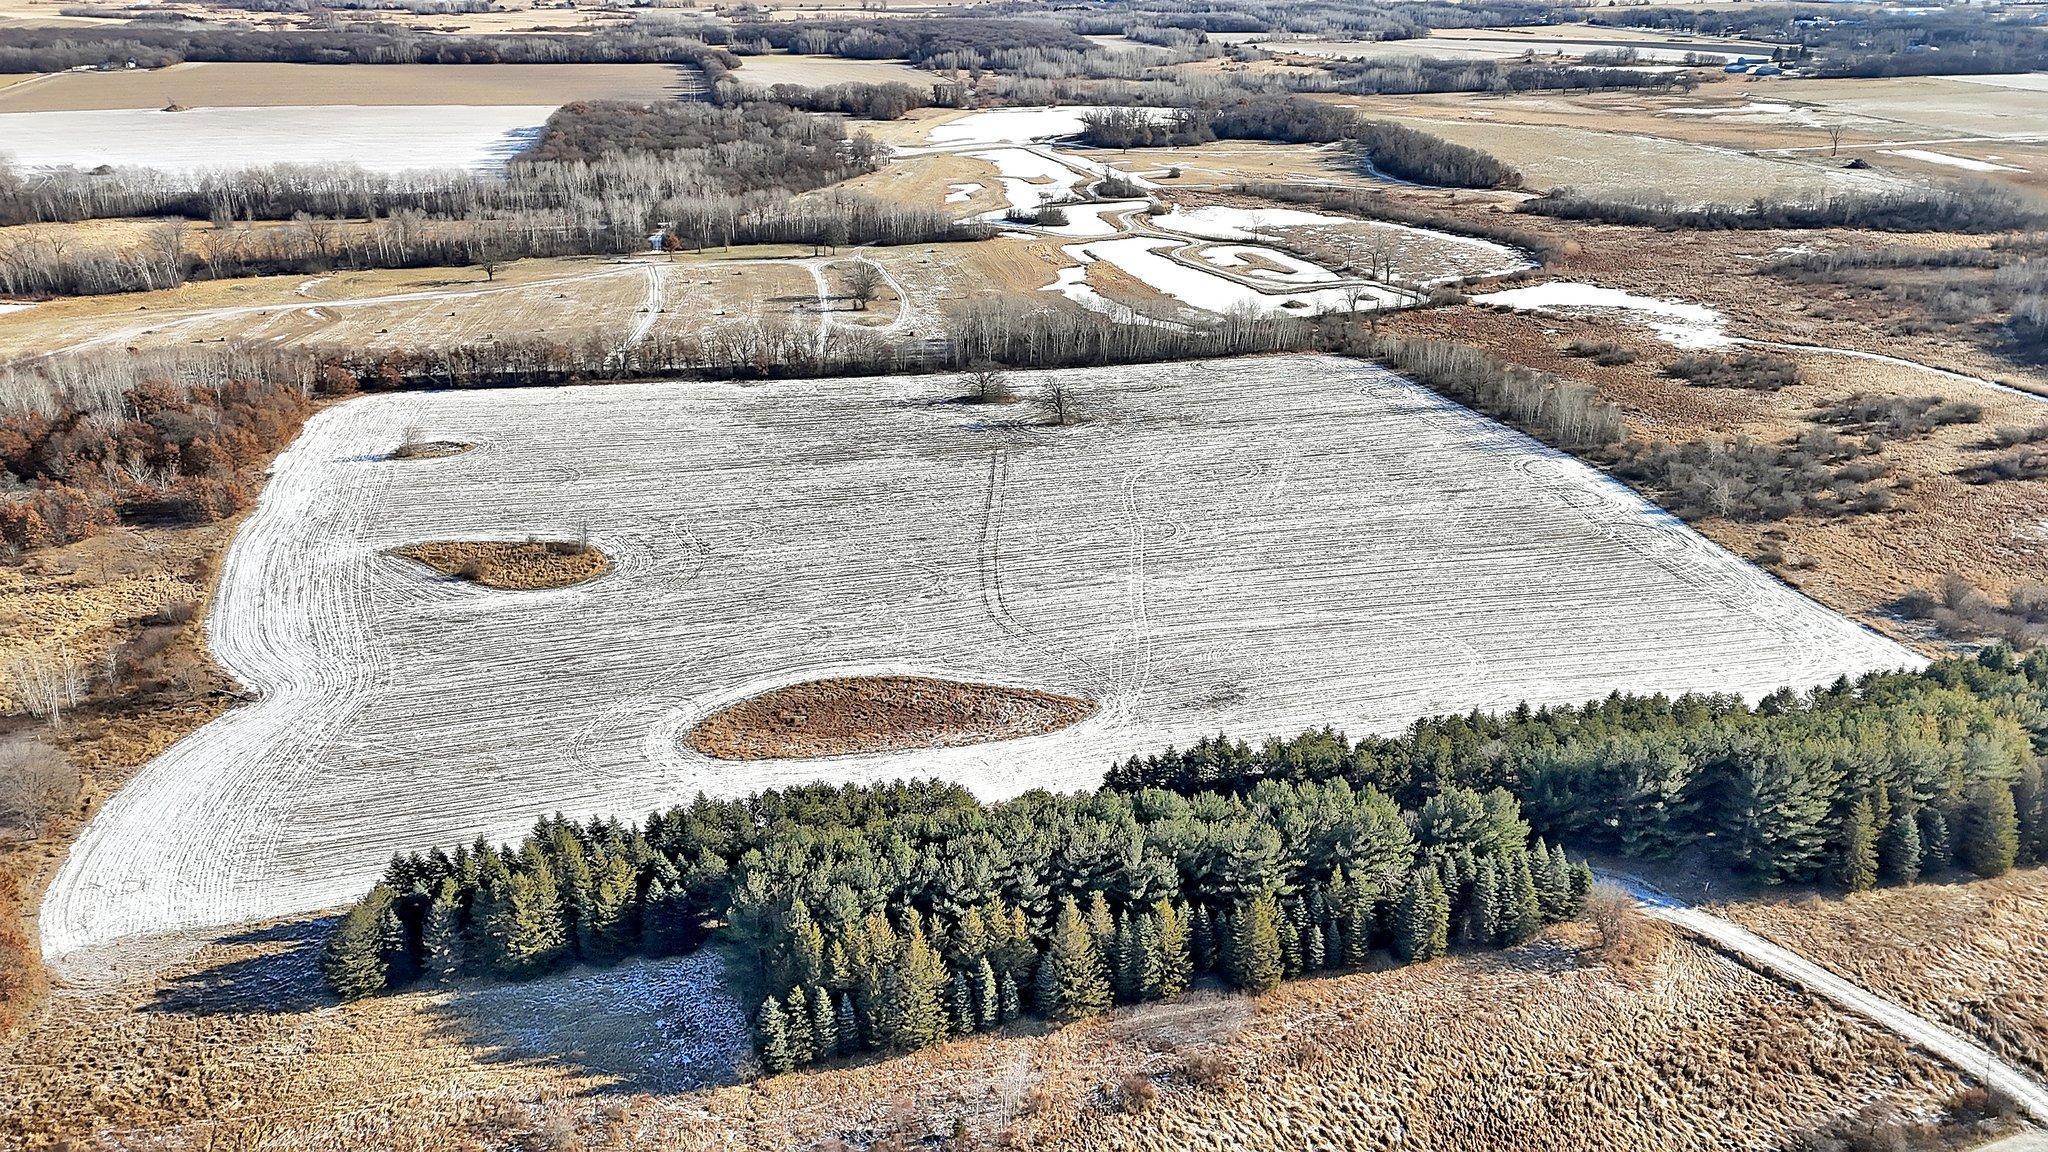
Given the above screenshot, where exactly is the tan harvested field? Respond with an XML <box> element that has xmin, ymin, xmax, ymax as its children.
<box><xmin>725</xmin><ymin>53</ymin><xmax>932</xmax><ymax>89</ymax></box>
<box><xmin>1718</xmin><ymin>868</ymin><xmax>2048</xmax><ymax>1081</ymax></box>
<box><xmin>393</xmin><ymin>540</ymin><xmax>610</xmax><ymax>591</ymax></box>
<box><xmin>0</xmin><ymin>254</ymin><xmax>819</xmax><ymax>358</ymax></box>
<box><xmin>1093</xmin><ymin>141</ymin><xmax>1358</xmax><ymax>188</ymax></box>
<box><xmin>1334</xmin><ymin>96</ymin><xmax>1910</xmax><ymax>202</ymax></box>
<box><xmin>1432</xmin><ymin>23</ymin><xmax>1785</xmax><ymax>51</ymax></box>
<box><xmin>837</xmin><ymin>151</ymin><xmax>1011</xmax><ymax>219</ymax></box>
<box><xmin>1227</xmin><ymin>24</ymin><xmax>1785</xmax><ymax>65</ymax></box>
<box><xmin>0</xmin><ymin>238</ymin><xmax>1094</xmax><ymax>363</ymax></box>
<box><xmin>0</xmin><ymin>916</ymin><xmax>2007</xmax><ymax>1150</ymax></box>
<box><xmin>0</xmin><ymin>62</ymin><xmax>695</xmax><ymax>112</ymax></box>
<box><xmin>685</xmin><ymin>674</ymin><xmax>1097</xmax><ymax>760</ymax></box>
<box><xmin>1335</xmin><ymin>78</ymin><xmax>2046</xmax><ymax>195</ymax></box>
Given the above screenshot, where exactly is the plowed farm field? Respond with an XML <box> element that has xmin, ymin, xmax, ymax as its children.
<box><xmin>41</xmin><ymin>355</ymin><xmax>1918</xmax><ymax>958</ymax></box>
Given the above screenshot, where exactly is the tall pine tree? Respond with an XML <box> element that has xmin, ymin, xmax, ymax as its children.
<box><xmin>1394</xmin><ymin>868</ymin><xmax>1449</xmax><ymax>962</ymax></box>
<box><xmin>1041</xmin><ymin>896</ymin><xmax>1112</xmax><ymax>1021</ymax></box>
<box><xmin>1225</xmin><ymin>894</ymin><xmax>1284</xmax><ymax>993</ymax></box>
<box><xmin>1833</xmin><ymin>795</ymin><xmax>1879</xmax><ymax>892</ymax></box>
<box><xmin>324</xmin><ymin>883</ymin><xmax>395</xmax><ymax>1001</ymax></box>
<box><xmin>1960</xmin><ymin>781</ymin><xmax>2020</xmax><ymax>879</ymax></box>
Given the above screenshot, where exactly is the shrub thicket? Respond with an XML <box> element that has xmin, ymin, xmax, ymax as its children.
<box><xmin>1524</xmin><ymin>187</ymin><xmax>2041</xmax><ymax>235</ymax></box>
<box><xmin>1081</xmin><ymin>98</ymin><xmax>1518</xmax><ymax>189</ymax></box>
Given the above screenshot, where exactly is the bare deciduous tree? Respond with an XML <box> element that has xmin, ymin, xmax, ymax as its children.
<box><xmin>1046</xmin><ymin>379</ymin><xmax>1077</xmax><ymax>426</ymax></box>
<box><xmin>0</xmin><ymin>732</ymin><xmax>79</xmax><ymax>833</ymax></box>
<box><xmin>963</xmin><ymin>362</ymin><xmax>1011</xmax><ymax>403</ymax></box>
<box><xmin>5</xmin><ymin>649</ymin><xmax>89</xmax><ymax>728</ymax></box>
<box><xmin>845</xmin><ymin>261</ymin><xmax>884</xmax><ymax>311</ymax></box>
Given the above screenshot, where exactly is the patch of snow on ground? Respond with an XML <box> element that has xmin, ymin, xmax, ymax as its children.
<box><xmin>0</xmin><ymin>105</ymin><xmax>554</xmax><ymax>174</ymax></box>
<box><xmin>944</xmin><ymin>181</ymin><xmax>983</xmax><ymax>203</ymax></box>
<box><xmin>1473</xmin><ymin>281</ymin><xmax>1733</xmax><ymax>348</ymax></box>
<box><xmin>1664</xmin><ymin>100</ymin><xmax>1823</xmax><ymax>127</ymax></box>
<box><xmin>1041</xmin><ymin>260</ymin><xmax>1188</xmax><ymax>329</ymax></box>
<box><xmin>1148</xmin><ymin>205</ymin><xmax>1352</xmax><ymax>242</ymax></box>
<box><xmin>42</xmin><ymin>357</ymin><xmax>1919</xmax><ymax>954</ymax></box>
<box><xmin>962</xmin><ymin>147</ymin><xmax>1085</xmax><ymax>217</ymax></box>
<box><xmin>1943</xmin><ymin>73</ymin><xmax>2048</xmax><ymax>93</ymax></box>
<box><xmin>1037</xmin><ymin>199</ymin><xmax>1149</xmax><ymax>238</ymax></box>
<box><xmin>1067</xmin><ymin>236</ymin><xmax>1401</xmax><ymax>315</ymax></box>
<box><xmin>443</xmin><ymin>950</ymin><xmax>752</xmax><ymax>1090</ymax></box>
<box><xmin>1197</xmin><ymin>244</ymin><xmax>1342</xmax><ymax>285</ymax></box>
<box><xmin>927</xmin><ymin>106</ymin><xmax>1103</xmax><ymax>147</ymax></box>
<box><xmin>1882</xmin><ymin>148</ymin><xmax>2021</xmax><ymax>173</ymax></box>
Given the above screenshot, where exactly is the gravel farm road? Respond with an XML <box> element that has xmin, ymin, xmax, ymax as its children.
<box><xmin>1599</xmin><ymin>871</ymin><xmax>2048</xmax><ymax>1126</ymax></box>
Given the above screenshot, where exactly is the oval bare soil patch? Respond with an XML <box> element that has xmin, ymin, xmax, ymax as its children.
<box><xmin>686</xmin><ymin>675</ymin><xmax>1095</xmax><ymax>760</ymax></box>
<box><xmin>389</xmin><ymin>439</ymin><xmax>475</xmax><ymax>460</ymax></box>
<box><xmin>394</xmin><ymin>540</ymin><xmax>608</xmax><ymax>590</ymax></box>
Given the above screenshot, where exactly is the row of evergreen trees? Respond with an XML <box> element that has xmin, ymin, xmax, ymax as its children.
<box><xmin>1108</xmin><ymin>651</ymin><xmax>2048</xmax><ymax>890</ymax></box>
<box><xmin>750</xmin><ymin>839</ymin><xmax>1587</xmax><ymax>1072</ymax></box>
<box><xmin>322</xmin><ymin>777</ymin><xmax>1589</xmax><ymax>1056</ymax></box>
<box><xmin>326</xmin><ymin>651</ymin><xmax>2048</xmax><ymax>1070</ymax></box>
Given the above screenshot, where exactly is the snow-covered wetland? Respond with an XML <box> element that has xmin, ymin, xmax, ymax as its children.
<box><xmin>42</xmin><ymin>355</ymin><xmax>1919</xmax><ymax>956</ymax></box>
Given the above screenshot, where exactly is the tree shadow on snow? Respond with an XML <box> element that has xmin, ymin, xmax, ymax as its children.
<box><xmin>414</xmin><ymin>954</ymin><xmax>754</xmax><ymax>1096</ymax></box>
<box><xmin>143</xmin><ymin>917</ymin><xmax>336</xmax><ymax>1017</ymax></box>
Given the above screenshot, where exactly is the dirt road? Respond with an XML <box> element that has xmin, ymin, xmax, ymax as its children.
<box><xmin>1605</xmin><ymin>872</ymin><xmax>2048</xmax><ymax>1125</ymax></box>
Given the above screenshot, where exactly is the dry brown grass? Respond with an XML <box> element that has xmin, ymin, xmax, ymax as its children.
<box><xmin>1718</xmin><ymin>867</ymin><xmax>2048</xmax><ymax>1080</ymax></box>
<box><xmin>1378</xmin><ymin>203</ymin><xmax>2048</xmax><ymax>652</ymax></box>
<box><xmin>684</xmin><ymin>674</ymin><xmax>1095</xmax><ymax>760</ymax></box>
<box><xmin>0</xmin><ymin>920</ymin><xmax>1989</xmax><ymax>1152</ymax></box>
<box><xmin>394</xmin><ymin>540</ymin><xmax>609</xmax><ymax>591</ymax></box>
<box><xmin>0</xmin><ymin>508</ymin><xmax>257</xmax><ymax>1038</ymax></box>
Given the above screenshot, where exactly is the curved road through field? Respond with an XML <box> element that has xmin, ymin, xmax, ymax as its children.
<box><xmin>1603</xmin><ymin>871</ymin><xmax>2048</xmax><ymax>1125</ymax></box>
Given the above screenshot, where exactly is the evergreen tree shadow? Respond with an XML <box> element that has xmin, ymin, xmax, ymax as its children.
<box><xmin>144</xmin><ymin>918</ymin><xmax>336</xmax><ymax>1016</ymax></box>
<box><xmin>413</xmin><ymin>953</ymin><xmax>753</xmax><ymax>1096</ymax></box>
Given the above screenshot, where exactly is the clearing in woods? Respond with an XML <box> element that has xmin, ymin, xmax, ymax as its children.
<box><xmin>40</xmin><ymin>355</ymin><xmax>1916</xmax><ymax>959</ymax></box>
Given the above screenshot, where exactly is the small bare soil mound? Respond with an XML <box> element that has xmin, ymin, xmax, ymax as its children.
<box><xmin>389</xmin><ymin>440</ymin><xmax>474</xmax><ymax>461</ymax></box>
<box><xmin>395</xmin><ymin>541</ymin><xmax>608</xmax><ymax>590</ymax></box>
<box><xmin>687</xmin><ymin>675</ymin><xmax>1093</xmax><ymax>760</ymax></box>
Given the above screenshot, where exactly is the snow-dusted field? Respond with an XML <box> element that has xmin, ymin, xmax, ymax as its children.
<box><xmin>42</xmin><ymin>356</ymin><xmax>1918</xmax><ymax>956</ymax></box>
<box><xmin>0</xmin><ymin>105</ymin><xmax>553</xmax><ymax>173</ymax></box>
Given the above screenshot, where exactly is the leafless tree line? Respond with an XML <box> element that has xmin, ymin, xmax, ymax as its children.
<box><xmin>2</xmin><ymin>649</ymin><xmax>93</xmax><ymax>728</ymax></box>
<box><xmin>0</xmin><ymin>343</ymin><xmax>321</xmax><ymax>419</ymax></box>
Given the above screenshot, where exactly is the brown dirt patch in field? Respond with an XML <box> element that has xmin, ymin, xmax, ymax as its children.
<box><xmin>394</xmin><ymin>540</ymin><xmax>608</xmax><ymax>591</ymax></box>
<box><xmin>388</xmin><ymin>439</ymin><xmax>473</xmax><ymax>461</ymax></box>
<box><xmin>686</xmin><ymin>674</ymin><xmax>1094</xmax><ymax>760</ymax></box>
